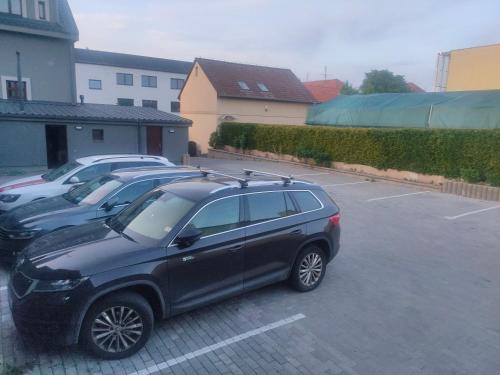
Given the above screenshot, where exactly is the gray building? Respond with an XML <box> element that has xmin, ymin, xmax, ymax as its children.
<box><xmin>0</xmin><ymin>0</ymin><xmax>191</xmax><ymax>168</ymax></box>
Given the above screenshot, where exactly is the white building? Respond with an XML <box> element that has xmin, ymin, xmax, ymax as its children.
<box><xmin>75</xmin><ymin>49</ymin><xmax>192</xmax><ymax>113</ymax></box>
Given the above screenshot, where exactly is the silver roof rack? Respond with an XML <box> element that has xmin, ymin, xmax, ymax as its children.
<box><xmin>243</xmin><ymin>169</ymin><xmax>294</xmax><ymax>185</ymax></box>
<box><xmin>200</xmin><ymin>168</ymin><xmax>248</xmax><ymax>188</ymax></box>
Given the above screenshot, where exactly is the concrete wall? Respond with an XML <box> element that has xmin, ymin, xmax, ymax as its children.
<box><xmin>75</xmin><ymin>63</ymin><xmax>187</xmax><ymax>113</ymax></box>
<box><xmin>0</xmin><ymin>121</ymin><xmax>47</xmax><ymax>167</ymax></box>
<box><xmin>447</xmin><ymin>44</ymin><xmax>500</xmax><ymax>91</ymax></box>
<box><xmin>180</xmin><ymin>62</ymin><xmax>218</xmax><ymax>154</ymax></box>
<box><xmin>0</xmin><ymin>31</ymin><xmax>74</xmax><ymax>102</ymax></box>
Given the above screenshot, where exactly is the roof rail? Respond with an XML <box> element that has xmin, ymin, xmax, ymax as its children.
<box><xmin>199</xmin><ymin>168</ymin><xmax>248</xmax><ymax>188</ymax></box>
<box><xmin>243</xmin><ymin>169</ymin><xmax>293</xmax><ymax>185</ymax></box>
<box><xmin>113</xmin><ymin>165</ymin><xmax>192</xmax><ymax>173</ymax></box>
<box><xmin>92</xmin><ymin>155</ymin><xmax>161</xmax><ymax>163</ymax></box>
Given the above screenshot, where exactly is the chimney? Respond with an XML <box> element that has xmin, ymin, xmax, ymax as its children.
<box><xmin>79</xmin><ymin>95</ymin><xmax>84</xmax><ymax>104</ymax></box>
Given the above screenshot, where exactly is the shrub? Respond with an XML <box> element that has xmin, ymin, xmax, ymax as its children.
<box><xmin>218</xmin><ymin>122</ymin><xmax>500</xmax><ymax>183</ymax></box>
<box><xmin>208</xmin><ymin>132</ymin><xmax>223</xmax><ymax>149</ymax></box>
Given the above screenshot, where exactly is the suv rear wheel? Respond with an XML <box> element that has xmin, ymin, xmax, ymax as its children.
<box><xmin>290</xmin><ymin>245</ymin><xmax>326</xmax><ymax>292</ymax></box>
<box><xmin>81</xmin><ymin>292</ymin><xmax>153</xmax><ymax>359</ymax></box>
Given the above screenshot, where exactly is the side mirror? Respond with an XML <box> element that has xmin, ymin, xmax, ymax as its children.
<box><xmin>103</xmin><ymin>197</ymin><xmax>119</xmax><ymax>212</ymax></box>
<box><xmin>175</xmin><ymin>227</ymin><xmax>202</xmax><ymax>248</ymax></box>
<box><xmin>69</xmin><ymin>176</ymin><xmax>80</xmax><ymax>184</ymax></box>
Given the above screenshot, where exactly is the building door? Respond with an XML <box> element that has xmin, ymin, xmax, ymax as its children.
<box><xmin>45</xmin><ymin>125</ymin><xmax>68</xmax><ymax>168</ymax></box>
<box><xmin>147</xmin><ymin>126</ymin><xmax>163</xmax><ymax>156</ymax></box>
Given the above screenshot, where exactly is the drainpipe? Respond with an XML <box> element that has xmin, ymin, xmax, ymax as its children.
<box><xmin>16</xmin><ymin>51</ymin><xmax>24</xmax><ymax>111</ymax></box>
<box><xmin>427</xmin><ymin>104</ymin><xmax>434</xmax><ymax>128</ymax></box>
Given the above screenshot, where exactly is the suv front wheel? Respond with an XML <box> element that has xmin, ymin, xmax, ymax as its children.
<box><xmin>290</xmin><ymin>245</ymin><xmax>326</xmax><ymax>292</ymax></box>
<box><xmin>81</xmin><ymin>292</ymin><xmax>154</xmax><ymax>359</ymax></box>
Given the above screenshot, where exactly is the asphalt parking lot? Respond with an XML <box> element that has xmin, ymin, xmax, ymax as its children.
<box><xmin>1</xmin><ymin>157</ymin><xmax>500</xmax><ymax>374</ymax></box>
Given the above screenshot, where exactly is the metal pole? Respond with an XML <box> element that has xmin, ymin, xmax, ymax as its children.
<box><xmin>16</xmin><ymin>51</ymin><xmax>24</xmax><ymax>110</ymax></box>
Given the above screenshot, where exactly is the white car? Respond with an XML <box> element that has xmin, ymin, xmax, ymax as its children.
<box><xmin>0</xmin><ymin>154</ymin><xmax>174</xmax><ymax>212</ymax></box>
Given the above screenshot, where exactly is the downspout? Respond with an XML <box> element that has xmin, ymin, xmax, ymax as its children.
<box><xmin>427</xmin><ymin>104</ymin><xmax>434</xmax><ymax>128</ymax></box>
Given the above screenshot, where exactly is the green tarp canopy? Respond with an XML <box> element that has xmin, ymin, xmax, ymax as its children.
<box><xmin>306</xmin><ymin>90</ymin><xmax>500</xmax><ymax>129</ymax></box>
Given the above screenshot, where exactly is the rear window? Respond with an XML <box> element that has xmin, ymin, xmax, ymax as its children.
<box><xmin>291</xmin><ymin>191</ymin><xmax>322</xmax><ymax>212</ymax></box>
<box><xmin>246</xmin><ymin>192</ymin><xmax>289</xmax><ymax>224</ymax></box>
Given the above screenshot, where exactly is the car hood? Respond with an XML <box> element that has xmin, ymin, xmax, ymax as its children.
<box><xmin>0</xmin><ymin>196</ymin><xmax>80</xmax><ymax>230</ymax></box>
<box><xmin>0</xmin><ymin>174</ymin><xmax>48</xmax><ymax>193</ymax></box>
<box><xmin>17</xmin><ymin>222</ymin><xmax>158</xmax><ymax>279</ymax></box>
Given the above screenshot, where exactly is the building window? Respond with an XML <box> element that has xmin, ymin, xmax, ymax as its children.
<box><xmin>116</xmin><ymin>73</ymin><xmax>133</xmax><ymax>86</ymax></box>
<box><xmin>6</xmin><ymin>80</ymin><xmax>27</xmax><ymax>100</ymax></box>
<box><xmin>141</xmin><ymin>75</ymin><xmax>157</xmax><ymax>88</ymax></box>
<box><xmin>117</xmin><ymin>98</ymin><xmax>134</xmax><ymax>106</ymax></box>
<box><xmin>170</xmin><ymin>78</ymin><xmax>184</xmax><ymax>90</ymax></box>
<box><xmin>38</xmin><ymin>1</ymin><xmax>46</xmax><ymax>19</ymax></box>
<box><xmin>88</xmin><ymin>79</ymin><xmax>102</xmax><ymax>90</ymax></box>
<box><xmin>257</xmin><ymin>83</ymin><xmax>269</xmax><ymax>92</ymax></box>
<box><xmin>0</xmin><ymin>0</ymin><xmax>22</xmax><ymax>15</ymax></box>
<box><xmin>92</xmin><ymin>129</ymin><xmax>104</xmax><ymax>142</ymax></box>
<box><xmin>142</xmin><ymin>100</ymin><xmax>158</xmax><ymax>109</ymax></box>
<box><xmin>238</xmin><ymin>81</ymin><xmax>250</xmax><ymax>90</ymax></box>
<box><xmin>170</xmin><ymin>101</ymin><xmax>180</xmax><ymax>113</ymax></box>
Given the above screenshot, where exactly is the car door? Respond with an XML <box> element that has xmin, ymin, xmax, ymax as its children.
<box><xmin>167</xmin><ymin>195</ymin><xmax>245</xmax><ymax>314</ymax></box>
<box><xmin>242</xmin><ymin>191</ymin><xmax>306</xmax><ymax>291</ymax></box>
<box><xmin>96</xmin><ymin>179</ymin><xmax>157</xmax><ymax>220</ymax></box>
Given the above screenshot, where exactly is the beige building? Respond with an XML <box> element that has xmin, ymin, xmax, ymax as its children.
<box><xmin>435</xmin><ymin>44</ymin><xmax>500</xmax><ymax>92</ymax></box>
<box><xmin>180</xmin><ymin>58</ymin><xmax>314</xmax><ymax>153</ymax></box>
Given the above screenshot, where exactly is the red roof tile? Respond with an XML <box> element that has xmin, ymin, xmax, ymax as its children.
<box><xmin>304</xmin><ymin>79</ymin><xmax>344</xmax><ymax>102</ymax></box>
<box><xmin>195</xmin><ymin>58</ymin><xmax>314</xmax><ymax>104</ymax></box>
<box><xmin>407</xmin><ymin>82</ymin><xmax>425</xmax><ymax>92</ymax></box>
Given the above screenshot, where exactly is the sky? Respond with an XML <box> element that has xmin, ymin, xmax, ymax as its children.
<box><xmin>69</xmin><ymin>0</ymin><xmax>500</xmax><ymax>91</ymax></box>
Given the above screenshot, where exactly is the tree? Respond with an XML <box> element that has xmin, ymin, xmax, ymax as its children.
<box><xmin>340</xmin><ymin>80</ymin><xmax>359</xmax><ymax>95</ymax></box>
<box><xmin>360</xmin><ymin>69</ymin><xmax>409</xmax><ymax>94</ymax></box>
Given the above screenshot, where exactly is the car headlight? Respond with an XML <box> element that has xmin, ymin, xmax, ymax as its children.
<box><xmin>33</xmin><ymin>277</ymin><xmax>88</xmax><ymax>292</ymax></box>
<box><xmin>0</xmin><ymin>194</ymin><xmax>20</xmax><ymax>203</ymax></box>
<box><xmin>7</xmin><ymin>229</ymin><xmax>40</xmax><ymax>240</ymax></box>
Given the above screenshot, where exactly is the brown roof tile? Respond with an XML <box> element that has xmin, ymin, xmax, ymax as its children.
<box><xmin>304</xmin><ymin>79</ymin><xmax>344</xmax><ymax>102</ymax></box>
<box><xmin>195</xmin><ymin>58</ymin><xmax>314</xmax><ymax>104</ymax></box>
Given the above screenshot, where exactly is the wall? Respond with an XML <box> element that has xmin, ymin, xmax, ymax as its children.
<box><xmin>75</xmin><ymin>63</ymin><xmax>187</xmax><ymax>113</ymax></box>
<box><xmin>67</xmin><ymin>123</ymin><xmax>140</xmax><ymax>160</ymax></box>
<box><xmin>446</xmin><ymin>44</ymin><xmax>500</xmax><ymax>91</ymax></box>
<box><xmin>163</xmin><ymin>126</ymin><xmax>188</xmax><ymax>164</ymax></box>
<box><xmin>0</xmin><ymin>121</ymin><xmax>47</xmax><ymax>167</ymax></box>
<box><xmin>180</xmin><ymin>62</ymin><xmax>218</xmax><ymax>154</ymax></box>
<box><xmin>0</xmin><ymin>32</ymin><xmax>74</xmax><ymax>102</ymax></box>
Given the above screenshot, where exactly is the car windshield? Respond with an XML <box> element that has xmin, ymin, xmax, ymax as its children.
<box><xmin>63</xmin><ymin>175</ymin><xmax>123</xmax><ymax>205</ymax></box>
<box><xmin>109</xmin><ymin>190</ymin><xmax>195</xmax><ymax>242</ymax></box>
<box><xmin>42</xmin><ymin>162</ymin><xmax>81</xmax><ymax>182</ymax></box>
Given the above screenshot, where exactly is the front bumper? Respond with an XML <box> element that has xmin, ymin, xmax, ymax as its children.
<box><xmin>8</xmin><ymin>283</ymin><xmax>85</xmax><ymax>346</ymax></box>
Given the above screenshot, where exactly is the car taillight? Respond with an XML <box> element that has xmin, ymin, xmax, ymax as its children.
<box><xmin>329</xmin><ymin>213</ymin><xmax>340</xmax><ymax>225</ymax></box>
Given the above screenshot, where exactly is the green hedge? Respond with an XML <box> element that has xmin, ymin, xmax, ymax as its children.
<box><xmin>214</xmin><ymin>122</ymin><xmax>500</xmax><ymax>186</ymax></box>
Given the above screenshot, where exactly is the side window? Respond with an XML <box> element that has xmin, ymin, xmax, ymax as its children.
<box><xmin>189</xmin><ymin>196</ymin><xmax>240</xmax><ymax>236</ymax></box>
<box><xmin>112</xmin><ymin>161</ymin><xmax>164</xmax><ymax>170</ymax></box>
<box><xmin>112</xmin><ymin>180</ymin><xmax>156</xmax><ymax>206</ymax></box>
<box><xmin>70</xmin><ymin>164</ymin><xmax>112</xmax><ymax>183</ymax></box>
<box><xmin>246</xmin><ymin>192</ymin><xmax>288</xmax><ymax>224</ymax></box>
<box><xmin>291</xmin><ymin>191</ymin><xmax>322</xmax><ymax>212</ymax></box>
<box><xmin>284</xmin><ymin>192</ymin><xmax>300</xmax><ymax>215</ymax></box>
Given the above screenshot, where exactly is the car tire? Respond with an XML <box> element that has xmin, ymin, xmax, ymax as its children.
<box><xmin>81</xmin><ymin>292</ymin><xmax>153</xmax><ymax>360</ymax></box>
<box><xmin>290</xmin><ymin>245</ymin><xmax>326</xmax><ymax>292</ymax></box>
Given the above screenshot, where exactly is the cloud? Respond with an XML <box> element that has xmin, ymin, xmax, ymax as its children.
<box><xmin>70</xmin><ymin>0</ymin><xmax>500</xmax><ymax>90</ymax></box>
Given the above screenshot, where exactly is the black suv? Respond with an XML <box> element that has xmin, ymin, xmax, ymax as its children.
<box><xmin>9</xmin><ymin>171</ymin><xmax>340</xmax><ymax>359</ymax></box>
<box><xmin>0</xmin><ymin>167</ymin><xmax>203</xmax><ymax>262</ymax></box>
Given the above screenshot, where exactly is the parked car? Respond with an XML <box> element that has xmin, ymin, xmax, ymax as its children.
<box><xmin>0</xmin><ymin>154</ymin><xmax>174</xmax><ymax>213</ymax></box>
<box><xmin>0</xmin><ymin>167</ymin><xmax>203</xmax><ymax>262</ymax></box>
<box><xmin>8</xmin><ymin>171</ymin><xmax>341</xmax><ymax>359</ymax></box>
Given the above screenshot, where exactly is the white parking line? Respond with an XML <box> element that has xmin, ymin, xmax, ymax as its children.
<box><xmin>127</xmin><ymin>313</ymin><xmax>306</xmax><ymax>375</ymax></box>
<box><xmin>322</xmin><ymin>181</ymin><xmax>371</xmax><ymax>187</ymax></box>
<box><xmin>295</xmin><ymin>172</ymin><xmax>331</xmax><ymax>177</ymax></box>
<box><xmin>445</xmin><ymin>206</ymin><xmax>500</xmax><ymax>220</ymax></box>
<box><xmin>367</xmin><ymin>191</ymin><xmax>431</xmax><ymax>202</ymax></box>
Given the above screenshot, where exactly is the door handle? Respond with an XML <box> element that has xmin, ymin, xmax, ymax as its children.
<box><xmin>227</xmin><ymin>244</ymin><xmax>243</xmax><ymax>252</ymax></box>
<box><xmin>290</xmin><ymin>229</ymin><xmax>302</xmax><ymax>235</ymax></box>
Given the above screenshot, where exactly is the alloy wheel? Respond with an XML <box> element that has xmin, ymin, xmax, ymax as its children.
<box><xmin>299</xmin><ymin>252</ymin><xmax>323</xmax><ymax>287</ymax></box>
<box><xmin>91</xmin><ymin>306</ymin><xmax>144</xmax><ymax>353</ymax></box>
